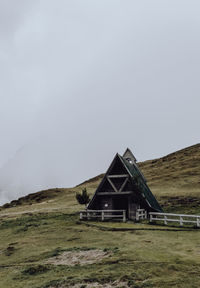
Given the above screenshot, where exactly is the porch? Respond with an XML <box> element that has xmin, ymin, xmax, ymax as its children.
<box><xmin>79</xmin><ymin>208</ymin><xmax>147</xmax><ymax>222</ymax></box>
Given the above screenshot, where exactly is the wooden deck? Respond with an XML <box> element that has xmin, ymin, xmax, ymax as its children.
<box><xmin>80</xmin><ymin>209</ymin><xmax>126</xmax><ymax>222</ymax></box>
<box><xmin>80</xmin><ymin>208</ymin><xmax>148</xmax><ymax>222</ymax></box>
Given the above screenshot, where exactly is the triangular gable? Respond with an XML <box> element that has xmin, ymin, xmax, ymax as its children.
<box><xmin>123</xmin><ymin>148</ymin><xmax>146</xmax><ymax>182</ymax></box>
<box><xmin>88</xmin><ymin>154</ymin><xmax>132</xmax><ymax>208</ymax></box>
<box><xmin>123</xmin><ymin>148</ymin><xmax>137</xmax><ymax>163</ymax></box>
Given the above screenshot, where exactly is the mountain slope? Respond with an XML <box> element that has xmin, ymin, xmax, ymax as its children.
<box><xmin>78</xmin><ymin>143</ymin><xmax>200</xmax><ymax>193</ymax></box>
<box><xmin>139</xmin><ymin>143</ymin><xmax>200</xmax><ymax>189</ymax></box>
<box><xmin>1</xmin><ymin>144</ymin><xmax>200</xmax><ymax>215</ymax></box>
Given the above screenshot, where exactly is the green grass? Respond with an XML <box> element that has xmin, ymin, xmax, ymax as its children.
<box><xmin>0</xmin><ymin>210</ymin><xmax>200</xmax><ymax>288</ymax></box>
<box><xmin>0</xmin><ymin>144</ymin><xmax>200</xmax><ymax>287</ymax></box>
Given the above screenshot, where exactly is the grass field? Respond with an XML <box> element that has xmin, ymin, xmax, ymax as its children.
<box><xmin>0</xmin><ymin>144</ymin><xmax>200</xmax><ymax>288</ymax></box>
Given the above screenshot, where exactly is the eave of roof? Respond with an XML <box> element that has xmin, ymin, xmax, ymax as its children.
<box><xmin>119</xmin><ymin>155</ymin><xmax>163</xmax><ymax>212</ymax></box>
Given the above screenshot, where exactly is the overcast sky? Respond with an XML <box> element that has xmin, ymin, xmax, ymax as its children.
<box><xmin>0</xmin><ymin>0</ymin><xmax>200</xmax><ymax>203</ymax></box>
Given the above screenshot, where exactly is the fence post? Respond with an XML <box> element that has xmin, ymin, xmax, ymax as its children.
<box><xmin>180</xmin><ymin>216</ymin><xmax>183</xmax><ymax>226</ymax></box>
<box><xmin>102</xmin><ymin>211</ymin><xmax>104</xmax><ymax>221</ymax></box>
<box><xmin>123</xmin><ymin>210</ymin><xmax>126</xmax><ymax>222</ymax></box>
<box><xmin>136</xmin><ymin>211</ymin><xmax>139</xmax><ymax>221</ymax></box>
<box><xmin>150</xmin><ymin>213</ymin><xmax>152</xmax><ymax>222</ymax></box>
<box><xmin>197</xmin><ymin>217</ymin><xmax>200</xmax><ymax>228</ymax></box>
<box><xmin>145</xmin><ymin>210</ymin><xmax>147</xmax><ymax>219</ymax></box>
<box><xmin>80</xmin><ymin>212</ymin><xmax>83</xmax><ymax>220</ymax></box>
<box><xmin>164</xmin><ymin>215</ymin><xmax>167</xmax><ymax>225</ymax></box>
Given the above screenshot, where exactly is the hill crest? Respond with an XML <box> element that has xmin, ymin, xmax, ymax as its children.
<box><xmin>1</xmin><ymin>143</ymin><xmax>200</xmax><ymax>209</ymax></box>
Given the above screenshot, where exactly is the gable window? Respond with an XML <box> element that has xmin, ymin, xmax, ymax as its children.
<box><xmin>126</xmin><ymin>157</ymin><xmax>133</xmax><ymax>164</ymax></box>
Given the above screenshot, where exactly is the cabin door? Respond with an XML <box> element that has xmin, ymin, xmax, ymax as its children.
<box><xmin>129</xmin><ymin>202</ymin><xmax>140</xmax><ymax>220</ymax></box>
<box><xmin>113</xmin><ymin>196</ymin><xmax>129</xmax><ymax>218</ymax></box>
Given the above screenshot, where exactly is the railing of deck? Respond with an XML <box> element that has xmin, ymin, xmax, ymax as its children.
<box><xmin>136</xmin><ymin>209</ymin><xmax>147</xmax><ymax>221</ymax></box>
<box><xmin>80</xmin><ymin>209</ymin><xmax>126</xmax><ymax>222</ymax></box>
<box><xmin>149</xmin><ymin>212</ymin><xmax>200</xmax><ymax>227</ymax></box>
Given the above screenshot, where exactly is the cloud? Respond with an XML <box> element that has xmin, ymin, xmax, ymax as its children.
<box><xmin>0</xmin><ymin>0</ymin><xmax>199</xmax><ymax>203</ymax></box>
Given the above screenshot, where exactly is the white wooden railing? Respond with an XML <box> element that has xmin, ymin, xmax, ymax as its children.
<box><xmin>149</xmin><ymin>212</ymin><xmax>200</xmax><ymax>227</ymax></box>
<box><xmin>80</xmin><ymin>209</ymin><xmax>126</xmax><ymax>222</ymax></box>
<box><xmin>136</xmin><ymin>209</ymin><xmax>147</xmax><ymax>221</ymax></box>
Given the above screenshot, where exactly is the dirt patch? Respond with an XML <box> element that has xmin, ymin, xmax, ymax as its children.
<box><xmin>50</xmin><ymin>281</ymin><xmax>129</xmax><ymax>288</ymax></box>
<box><xmin>45</xmin><ymin>249</ymin><xmax>110</xmax><ymax>266</ymax></box>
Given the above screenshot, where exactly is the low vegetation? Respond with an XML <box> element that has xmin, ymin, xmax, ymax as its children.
<box><xmin>76</xmin><ymin>188</ymin><xmax>90</xmax><ymax>208</ymax></box>
<box><xmin>0</xmin><ymin>144</ymin><xmax>200</xmax><ymax>287</ymax></box>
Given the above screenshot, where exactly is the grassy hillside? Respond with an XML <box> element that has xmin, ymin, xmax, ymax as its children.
<box><xmin>139</xmin><ymin>143</ymin><xmax>200</xmax><ymax>192</ymax></box>
<box><xmin>138</xmin><ymin>143</ymin><xmax>200</xmax><ymax>213</ymax></box>
<box><xmin>3</xmin><ymin>143</ymin><xmax>200</xmax><ymax>213</ymax></box>
<box><xmin>0</xmin><ymin>144</ymin><xmax>200</xmax><ymax>288</ymax></box>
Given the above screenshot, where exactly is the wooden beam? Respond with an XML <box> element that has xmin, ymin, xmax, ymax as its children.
<box><xmin>119</xmin><ymin>177</ymin><xmax>129</xmax><ymax>192</ymax></box>
<box><xmin>98</xmin><ymin>191</ymin><xmax>133</xmax><ymax>195</ymax></box>
<box><xmin>107</xmin><ymin>176</ymin><xmax>118</xmax><ymax>192</ymax></box>
<box><xmin>107</xmin><ymin>174</ymin><xmax>129</xmax><ymax>178</ymax></box>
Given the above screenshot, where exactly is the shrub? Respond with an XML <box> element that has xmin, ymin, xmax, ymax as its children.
<box><xmin>76</xmin><ymin>188</ymin><xmax>90</xmax><ymax>208</ymax></box>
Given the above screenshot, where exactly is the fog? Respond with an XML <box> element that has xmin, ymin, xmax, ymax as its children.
<box><xmin>0</xmin><ymin>0</ymin><xmax>200</xmax><ymax>204</ymax></box>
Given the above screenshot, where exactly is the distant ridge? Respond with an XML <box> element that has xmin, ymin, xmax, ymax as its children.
<box><xmin>139</xmin><ymin>143</ymin><xmax>200</xmax><ymax>188</ymax></box>
<box><xmin>76</xmin><ymin>174</ymin><xmax>104</xmax><ymax>187</ymax></box>
<box><xmin>1</xmin><ymin>143</ymin><xmax>200</xmax><ymax>209</ymax></box>
<box><xmin>153</xmin><ymin>143</ymin><xmax>200</xmax><ymax>162</ymax></box>
<box><xmin>77</xmin><ymin>143</ymin><xmax>200</xmax><ymax>189</ymax></box>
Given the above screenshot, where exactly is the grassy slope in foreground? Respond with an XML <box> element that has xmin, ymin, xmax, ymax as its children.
<box><xmin>0</xmin><ymin>144</ymin><xmax>200</xmax><ymax>288</ymax></box>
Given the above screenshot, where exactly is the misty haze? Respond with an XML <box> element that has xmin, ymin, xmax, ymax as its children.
<box><xmin>0</xmin><ymin>0</ymin><xmax>200</xmax><ymax>205</ymax></box>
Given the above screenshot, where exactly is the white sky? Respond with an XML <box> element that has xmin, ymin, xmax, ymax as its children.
<box><xmin>0</xmin><ymin>0</ymin><xmax>200</xmax><ymax>203</ymax></box>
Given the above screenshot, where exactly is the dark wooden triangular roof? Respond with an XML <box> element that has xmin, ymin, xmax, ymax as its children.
<box><xmin>88</xmin><ymin>150</ymin><xmax>163</xmax><ymax>212</ymax></box>
<box><xmin>119</xmin><ymin>154</ymin><xmax>163</xmax><ymax>212</ymax></box>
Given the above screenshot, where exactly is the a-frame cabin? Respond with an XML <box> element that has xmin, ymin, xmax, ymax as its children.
<box><xmin>88</xmin><ymin>148</ymin><xmax>163</xmax><ymax>220</ymax></box>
